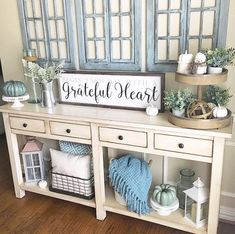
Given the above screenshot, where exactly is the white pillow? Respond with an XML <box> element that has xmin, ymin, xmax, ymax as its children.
<box><xmin>50</xmin><ymin>148</ymin><xmax>91</xmax><ymax>179</ymax></box>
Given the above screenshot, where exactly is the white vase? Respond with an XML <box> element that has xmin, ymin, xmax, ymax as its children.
<box><xmin>172</xmin><ymin>109</ymin><xmax>185</xmax><ymax>117</ymax></box>
<box><xmin>208</xmin><ymin>66</ymin><xmax>223</xmax><ymax>74</ymax></box>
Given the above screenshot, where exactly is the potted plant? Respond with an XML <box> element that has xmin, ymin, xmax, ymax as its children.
<box><xmin>22</xmin><ymin>60</ymin><xmax>64</xmax><ymax>108</ymax></box>
<box><xmin>204</xmin><ymin>85</ymin><xmax>232</xmax><ymax>118</ymax></box>
<box><xmin>202</xmin><ymin>47</ymin><xmax>235</xmax><ymax>74</ymax></box>
<box><xmin>164</xmin><ymin>89</ymin><xmax>195</xmax><ymax>117</ymax></box>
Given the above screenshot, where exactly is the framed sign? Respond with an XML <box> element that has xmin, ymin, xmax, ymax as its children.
<box><xmin>58</xmin><ymin>71</ymin><xmax>165</xmax><ymax>111</ymax></box>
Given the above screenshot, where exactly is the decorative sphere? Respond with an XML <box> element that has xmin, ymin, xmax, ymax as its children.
<box><xmin>187</xmin><ymin>101</ymin><xmax>213</xmax><ymax>119</ymax></box>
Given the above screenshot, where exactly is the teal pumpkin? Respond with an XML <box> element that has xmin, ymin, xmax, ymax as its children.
<box><xmin>152</xmin><ymin>184</ymin><xmax>177</xmax><ymax>206</ymax></box>
<box><xmin>1</xmin><ymin>80</ymin><xmax>26</xmax><ymax>97</ymax></box>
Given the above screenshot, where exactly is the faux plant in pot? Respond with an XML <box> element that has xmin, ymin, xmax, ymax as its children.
<box><xmin>202</xmin><ymin>47</ymin><xmax>235</xmax><ymax>74</ymax></box>
<box><xmin>204</xmin><ymin>85</ymin><xmax>232</xmax><ymax>118</ymax></box>
<box><xmin>164</xmin><ymin>89</ymin><xmax>195</xmax><ymax>117</ymax></box>
<box><xmin>22</xmin><ymin>60</ymin><xmax>64</xmax><ymax>108</ymax></box>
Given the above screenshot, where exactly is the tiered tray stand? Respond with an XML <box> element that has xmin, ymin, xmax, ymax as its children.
<box><xmin>168</xmin><ymin>69</ymin><xmax>232</xmax><ymax>129</ymax></box>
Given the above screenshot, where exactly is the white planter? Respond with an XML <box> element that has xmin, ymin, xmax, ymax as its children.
<box><xmin>172</xmin><ymin>109</ymin><xmax>185</xmax><ymax>117</ymax></box>
<box><xmin>195</xmin><ymin>65</ymin><xmax>207</xmax><ymax>75</ymax></box>
<box><xmin>114</xmin><ymin>191</ymin><xmax>127</xmax><ymax>206</ymax></box>
<box><xmin>208</xmin><ymin>66</ymin><xmax>223</xmax><ymax>74</ymax></box>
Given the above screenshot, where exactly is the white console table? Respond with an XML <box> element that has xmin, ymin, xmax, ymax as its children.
<box><xmin>0</xmin><ymin>103</ymin><xmax>233</xmax><ymax>234</ymax></box>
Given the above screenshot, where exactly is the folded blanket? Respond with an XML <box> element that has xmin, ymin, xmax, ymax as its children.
<box><xmin>109</xmin><ymin>155</ymin><xmax>152</xmax><ymax>215</ymax></box>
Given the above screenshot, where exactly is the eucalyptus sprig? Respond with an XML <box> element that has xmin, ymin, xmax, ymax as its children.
<box><xmin>22</xmin><ymin>59</ymin><xmax>64</xmax><ymax>83</ymax></box>
<box><xmin>202</xmin><ymin>47</ymin><xmax>235</xmax><ymax>68</ymax></box>
<box><xmin>204</xmin><ymin>85</ymin><xmax>232</xmax><ymax>106</ymax></box>
<box><xmin>164</xmin><ymin>89</ymin><xmax>195</xmax><ymax>111</ymax></box>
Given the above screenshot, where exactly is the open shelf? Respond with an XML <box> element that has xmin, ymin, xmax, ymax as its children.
<box><xmin>104</xmin><ymin>185</ymin><xmax>207</xmax><ymax>234</ymax></box>
<box><xmin>20</xmin><ymin>183</ymin><xmax>96</xmax><ymax>208</ymax></box>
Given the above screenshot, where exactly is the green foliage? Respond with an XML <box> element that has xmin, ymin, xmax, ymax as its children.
<box><xmin>22</xmin><ymin>59</ymin><xmax>64</xmax><ymax>83</ymax></box>
<box><xmin>202</xmin><ymin>47</ymin><xmax>235</xmax><ymax>68</ymax></box>
<box><xmin>204</xmin><ymin>85</ymin><xmax>232</xmax><ymax>106</ymax></box>
<box><xmin>164</xmin><ymin>89</ymin><xmax>195</xmax><ymax>111</ymax></box>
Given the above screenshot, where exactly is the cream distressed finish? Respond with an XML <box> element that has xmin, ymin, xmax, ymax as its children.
<box><xmin>154</xmin><ymin>134</ymin><xmax>213</xmax><ymax>157</ymax></box>
<box><xmin>0</xmin><ymin>103</ymin><xmax>233</xmax><ymax>234</ymax></box>
<box><xmin>50</xmin><ymin>121</ymin><xmax>91</xmax><ymax>139</ymax></box>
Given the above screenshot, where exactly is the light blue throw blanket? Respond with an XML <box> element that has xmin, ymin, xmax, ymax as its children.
<box><xmin>109</xmin><ymin>155</ymin><xmax>152</xmax><ymax>215</ymax></box>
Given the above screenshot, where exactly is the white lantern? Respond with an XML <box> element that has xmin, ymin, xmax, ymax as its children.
<box><xmin>21</xmin><ymin>138</ymin><xmax>45</xmax><ymax>185</ymax></box>
<box><xmin>183</xmin><ymin>178</ymin><xmax>209</xmax><ymax>228</ymax></box>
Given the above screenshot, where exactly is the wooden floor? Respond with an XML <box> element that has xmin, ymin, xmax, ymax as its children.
<box><xmin>0</xmin><ymin>135</ymin><xmax>234</xmax><ymax>234</ymax></box>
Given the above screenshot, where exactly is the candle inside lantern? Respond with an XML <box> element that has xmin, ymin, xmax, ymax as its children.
<box><xmin>191</xmin><ymin>202</ymin><xmax>203</xmax><ymax>222</ymax></box>
<box><xmin>177</xmin><ymin>51</ymin><xmax>193</xmax><ymax>74</ymax></box>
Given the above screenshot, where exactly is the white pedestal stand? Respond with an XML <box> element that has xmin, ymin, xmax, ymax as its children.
<box><xmin>2</xmin><ymin>94</ymin><xmax>29</xmax><ymax>108</ymax></box>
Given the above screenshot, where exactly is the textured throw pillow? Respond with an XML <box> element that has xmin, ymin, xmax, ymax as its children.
<box><xmin>50</xmin><ymin>148</ymin><xmax>91</xmax><ymax>179</ymax></box>
<box><xmin>59</xmin><ymin>141</ymin><xmax>92</xmax><ymax>156</ymax></box>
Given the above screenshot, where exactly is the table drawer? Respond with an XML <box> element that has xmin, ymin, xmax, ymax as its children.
<box><xmin>9</xmin><ymin>117</ymin><xmax>45</xmax><ymax>133</ymax></box>
<box><xmin>99</xmin><ymin>127</ymin><xmax>147</xmax><ymax>147</ymax></box>
<box><xmin>154</xmin><ymin>134</ymin><xmax>213</xmax><ymax>157</ymax></box>
<box><xmin>50</xmin><ymin>121</ymin><xmax>91</xmax><ymax>139</ymax></box>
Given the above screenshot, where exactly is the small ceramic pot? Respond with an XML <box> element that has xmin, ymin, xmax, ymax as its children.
<box><xmin>114</xmin><ymin>191</ymin><xmax>127</xmax><ymax>206</ymax></box>
<box><xmin>195</xmin><ymin>65</ymin><xmax>207</xmax><ymax>75</ymax></box>
<box><xmin>172</xmin><ymin>109</ymin><xmax>185</xmax><ymax>117</ymax></box>
<box><xmin>208</xmin><ymin>66</ymin><xmax>223</xmax><ymax>74</ymax></box>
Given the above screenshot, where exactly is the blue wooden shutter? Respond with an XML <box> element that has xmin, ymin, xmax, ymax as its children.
<box><xmin>147</xmin><ymin>0</ymin><xmax>230</xmax><ymax>72</ymax></box>
<box><xmin>76</xmin><ymin>0</ymin><xmax>141</xmax><ymax>71</ymax></box>
<box><xmin>18</xmin><ymin>0</ymin><xmax>75</xmax><ymax>68</ymax></box>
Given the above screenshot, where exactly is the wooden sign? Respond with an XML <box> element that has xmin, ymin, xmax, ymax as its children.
<box><xmin>58</xmin><ymin>72</ymin><xmax>165</xmax><ymax>111</ymax></box>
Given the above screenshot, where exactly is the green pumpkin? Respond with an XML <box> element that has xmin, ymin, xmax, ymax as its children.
<box><xmin>1</xmin><ymin>80</ymin><xmax>26</xmax><ymax>97</ymax></box>
<box><xmin>152</xmin><ymin>184</ymin><xmax>177</xmax><ymax>206</ymax></box>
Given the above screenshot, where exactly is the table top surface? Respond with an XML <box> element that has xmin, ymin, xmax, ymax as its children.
<box><xmin>0</xmin><ymin>103</ymin><xmax>233</xmax><ymax>138</ymax></box>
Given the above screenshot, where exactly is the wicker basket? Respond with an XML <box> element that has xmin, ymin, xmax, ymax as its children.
<box><xmin>49</xmin><ymin>171</ymin><xmax>95</xmax><ymax>200</ymax></box>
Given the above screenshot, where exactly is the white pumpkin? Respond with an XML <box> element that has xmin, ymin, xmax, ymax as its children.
<box><xmin>212</xmin><ymin>106</ymin><xmax>228</xmax><ymax>118</ymax></box>
<box><xmin>194</xmin><ymin>52</ymin><xmax>206</xmax><ymax>64</ymax></box>
<box><xmin>38</xmin><ymin>180</ymin><xmax>48</xmax><ymax>189</ymax></box>
<box><xmin>146</xmin><ymin>105</ymin><xmax>159</xmax><ymax>116</ymax></box>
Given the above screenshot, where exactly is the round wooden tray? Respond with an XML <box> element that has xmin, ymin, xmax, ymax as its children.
<box><xmin>168</xmin><ymin>109</ymin><xmax>232</xmax><ymax>130</ymax></box>
<box><xmin>175</xmin><ymin>69</ymin><xmax>228</xmax><ymax>85</ymax></box>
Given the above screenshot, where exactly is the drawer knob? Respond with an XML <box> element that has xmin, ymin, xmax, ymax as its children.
<box><xmin>118</xmin><ymin>135</ymin><xmax>123</xmax><ymax>140</ymax></box>
<box><xmin>178</xmin><ymin>143</ymin><xmax>184</xmax><ymax>149</ymax></box>
<box><xmin>23</xmin><ymin>123</ymin><xmax>27</xmax><ymax>128</ymax></box>
<box><xmin>66</xmin><ymin>129</ymin><xmax>71</xmax><ymax>134</ymax></box>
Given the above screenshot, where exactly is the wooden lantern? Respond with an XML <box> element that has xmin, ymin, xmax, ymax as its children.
<box><xmin>21</xmin><ymin>138</ymin><xmax>45</xmax><ymax>185</ymax></box>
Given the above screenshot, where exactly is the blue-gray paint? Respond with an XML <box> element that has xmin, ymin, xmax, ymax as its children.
<box><xmin>17</xmin><ymin>0</ymin><xmax>75</xmax><ymax>69</ymax></box>
<box><xmin>147</xmin><ymin>0</ymin><xmax>230</xmax><ymax>73</ymax></box>
<box><xmin>76</xmin><ymin>0</ymin><xmax>141</xmax><ymax>71</ymax></box>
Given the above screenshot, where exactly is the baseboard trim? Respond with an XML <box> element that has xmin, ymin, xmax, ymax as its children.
<box><xmin>219</xmin><ymin>206</ymin><xmax>235</xmax><ymax>222</ymax></box>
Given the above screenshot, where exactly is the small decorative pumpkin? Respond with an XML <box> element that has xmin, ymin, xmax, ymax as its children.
<box><xmin>146</xmin><ymin>105</ymin><xmax>159</xmax><ymax>116</ymax></box>
<box><xmin>1</xmin><ymin>80</ymin><xmax>26</xmax><ymax>97</ymax></box>
<box><xmin>152</xmin><ymin>184</ymin><xmax>177</xmax><ymax>206</ymax></box>
<box><xmin>212</xmin><ymin>105</ymin><xmax>228</xmax><ymax>118</ymax></box>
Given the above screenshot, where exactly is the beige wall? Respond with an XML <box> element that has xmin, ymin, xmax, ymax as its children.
<box><xmin>0</xmin><ymin>0</ymin><xmax>24</xmax><ymax>82</ymax></box>
<box><xmin>0</xmin><ymin>0</ymin><xmax>234</xmax><ymax>219</ymax></box>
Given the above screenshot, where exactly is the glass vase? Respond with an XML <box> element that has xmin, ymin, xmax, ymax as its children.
<box><xmin>25</xmin><ymin>78</ymin><xmax>41</xmax><ymax>103</ymax></box>
<box><xmin>176</xmin><ymin>168</ymin><xmax>195</xmax><ymax>209</ymax></box>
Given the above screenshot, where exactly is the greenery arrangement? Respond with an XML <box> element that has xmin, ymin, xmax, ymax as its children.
<box><xmin>164</xmin><ymin>89</ymin><xmax>195</xmax><ymax>111</ymax></box>
<box><xmin>202</xmin><ymin>47</ymin><xmax>235</xmax><ymax>68</ymax></box>
<box><xmin>22</xmin><ymin>59</ymin><xmax>64</xmax><ymax>83</ymax></box>
<box><xmin>204</xmin><ymin>85</ymin><xmax>232</xmax><ymax>106</ymax></box>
